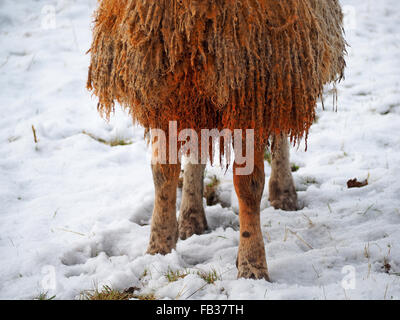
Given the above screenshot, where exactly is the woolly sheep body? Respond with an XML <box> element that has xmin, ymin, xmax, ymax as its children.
<box><xmin>87</xmin><ymin>0</ymin><xmax>346</xmax><ymax>147</ymax></box>
<box><xmin>86</xmin><ymin>0</ymin><xmax>347</xmax><ymax>281</ymax></box>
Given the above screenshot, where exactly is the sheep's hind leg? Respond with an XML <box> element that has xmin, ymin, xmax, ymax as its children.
<box><xmin>147</xmin><ymin>159</ymin><xmax>180</xmax><ymax>255</ymax></box>
<box><xmin>268</xmin><ymin>134</ymin><xmax>298</xmax><ymax>211</ymax></box>
<box><xmin>234</xmin><ymin>149</ymin><xmax>270</xmax><ymax>281</ymax></box>
<box><xmin>178</xmin><ymin>163</ymin><xmax>207</xmax><ymax>240</ymax></box>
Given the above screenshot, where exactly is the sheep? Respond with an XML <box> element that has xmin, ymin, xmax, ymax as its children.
<box><xmin>87</xmin><ymin>0</ymin><xmax>346</xmax><ymax>281</ymax></box>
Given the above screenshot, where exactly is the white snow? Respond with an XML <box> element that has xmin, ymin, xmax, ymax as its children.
<box><xmin>0</xmin><ymin>0</ymin><xmax>399</xmax><ymax>300</ymax></box>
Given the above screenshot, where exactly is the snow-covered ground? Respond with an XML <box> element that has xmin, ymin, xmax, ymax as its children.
<box><xmin>0</xmin><ymin>0</ymin><xmax>399</xmax><ymax>300</ymax></box>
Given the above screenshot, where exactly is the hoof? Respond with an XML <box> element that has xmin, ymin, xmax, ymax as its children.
<box><xmin>269</xmin><ymin>176</ymin><xmax>298</xmax><ymax>211</ymax></box>
<box><xmin>178</xmin><ymin>208</ymin><xmax>208</xmax><ymax>240</ymax></box>
<box><xmin>270</xmin><ymin>195</ymin><xmax>298</xmax><ymax>211</ymax></box>
<box><xmin>146</xmin><ymin>246</ymin><xmax>172</xmax><ymax>256</ymax></box>
<box><xmin>147</xmin><ymin>241</ymin><xmax>176</xmax><ymax>255</ymax></box>
<box><xmin>236</xmin><ymin>254</ymin><xmax>270</xmax><ymax>281</ymax></box>
<box><xmin>147</xmin><ymin>228</ymin><xmax>178</xmax><ymax>255</ymax></box>
<box><xmin>237</xmin><ymin>261</ymin><xmax>270</xmax><ymax>281</ymax></box>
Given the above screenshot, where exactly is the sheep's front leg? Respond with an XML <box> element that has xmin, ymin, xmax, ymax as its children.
<box><xmin>147</xmin><ymin>159</ymin><xmax>180</xmax><ymax>255</ymax></box>
<box><xmin>269</xmin><ymin>134</ymin><xmax>298</xmax><ymax>211</ymax></box>
<box><xmin>234</xmin><ymin>149</ymin><xmax>270</xmax><ymax>281</ymax></box>
<box><xmin>178</xmin><ymin>163</ymin><xmax>207</xmax><ymax>240</ymax></box>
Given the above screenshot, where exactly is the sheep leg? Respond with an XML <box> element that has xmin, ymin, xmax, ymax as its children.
<box><xmin>147</xmin><ymin>150</ymin><xmax>180</xmax><ymax>255</ymax></box>
<box><xmin>178</xmin><ymin>163</ymin><xmax>207</xmax><ymax>240</ymax></box>
<box><xmin>269</xmin><ymin>134</ymin><xmax>298</xmax><ymax>211</ymax></box>
<box><xmin>234</xmin><ymin>149</ymin><xmax>270</xmax><ymax>281</ymax></box>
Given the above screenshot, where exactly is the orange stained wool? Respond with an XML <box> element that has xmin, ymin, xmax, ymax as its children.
<box><xmin>87</xmin><ymin>0</ymin><xmax>346</xmax><ymax>153</ymax></box>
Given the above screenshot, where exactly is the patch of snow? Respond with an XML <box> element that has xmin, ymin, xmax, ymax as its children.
<box><xmin>0</xmin><ymin>0</ymin><xmax>399</xmax><ymax>300</ymax></box>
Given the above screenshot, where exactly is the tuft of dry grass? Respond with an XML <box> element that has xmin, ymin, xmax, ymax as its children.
<box><xmin>291</xmin><ymin>163</ymin><xmax>300</xmax><ymax>172</ymax></box>
<box><xmin>364</xmin><ymin>243</ymin><xmax>370</xmax><ymax>259</ymax></box>
<box><xmin>82</xmin><ymin>267</ymin><xmax>223</xmax><ymax>300</ymax></box>
<box><xmin>165</xmin><ymin>268</ymin><xmax>190</xmax><ymax>282</ymax></box>
<box><xmin>197</xmin><ymin>269</ymin><xmax>220</xmax><ymax>284</ymax></box>
<box><xmin>82</xmin><ymin>131</ymin><xmax>133</xmax><ymax>147</ymax></box>
<box><xmin>32</xmin><ymin>125</ymin><xmax>38</xmax><ymax>144</ymax></box>
<box><xmin>164</xmin><ymin>266</ymin><xmax>221</xmax><ymax>285</ymax></box>
<box><xmin>81</xmin><ymin>285</ymin><xmax>156</xmax><ymax>301</ymax></box>
<box><xmin>34</xmin><ymin>291</ymin><xmax>56</xmax><ymax>300</ymax></box>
